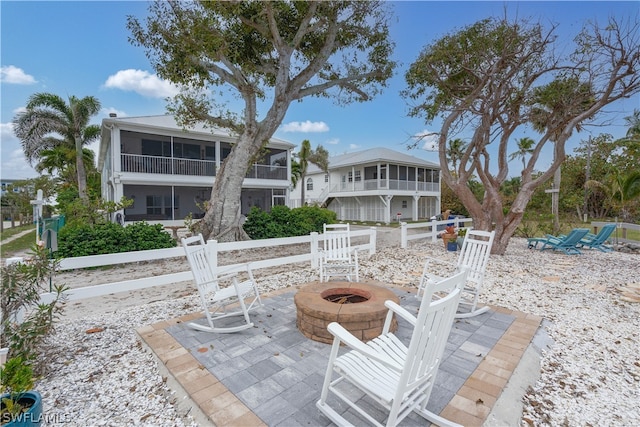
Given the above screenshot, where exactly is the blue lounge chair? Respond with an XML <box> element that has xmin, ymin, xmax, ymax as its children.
<box><xmin>527</xmin><ymin>228</ymin><xmax>590</xmax><ymax>255</ymax></box>
<box><xmin>576</xmin><ymin>223</ymin><xmax>616</xmax><ymax>252</ymax></box>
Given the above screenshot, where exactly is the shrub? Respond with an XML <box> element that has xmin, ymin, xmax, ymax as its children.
<box><xmin>243</xmin><ymin>205</ymin><xmax>337</xmax><ymax>239</ymax></box>
<box><xmin>55</xmin><ymin>222</ymin><xmax>175</xmax><ymax>258</ymax></box>
<box><xmin>0</xmin><ymin>245</ymin><xmax>67</xmax><ymax>370</ymax></box>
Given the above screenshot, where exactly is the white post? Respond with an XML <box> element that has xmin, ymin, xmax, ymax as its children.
<box><xmin>310</xmin><ymin>232</ymin><xmax>319</xmax><ymax>268</ymax></box>
<box><xmin>400</xmin><ymin>222</ymin><xmax>407</xmax><ymax>249</ymax></box>
<box><xmin>369</xmin><ymin>227</ymin><xmax>377</xmax><ymax>256</ymax></box>
<box><xmin>30</xmin><ymin>189</ymin><xmax>44</xmax><ymax>244</ymax></box>
<box><xmin>431</xmin><ymin>218</ymin><xmax>438</xmax><ymax>243</ymax></box>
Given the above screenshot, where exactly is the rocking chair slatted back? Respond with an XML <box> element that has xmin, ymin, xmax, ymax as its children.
<box><xmin>182</xmin><ymin>235</ymin><xmax>218</xmax><ymax>294</ymax></box>
<box><xmin>323</xmin><ymin>223</ymin><xmax>352</xmax><ymax>261</ymax></box>
<box><xmin>457</xmin><ymin>230</ymin><xmax>494</xmax><ymax>286</ymax></box>
<box><xmin>403</xmin><ymin>270</ymin><xmax>466</xmax><ymax>394</ymax></box>
<box><xmin>320</xmin><ymin>223</ymin><xmax>359</xmax><ymax>282</ymax></box>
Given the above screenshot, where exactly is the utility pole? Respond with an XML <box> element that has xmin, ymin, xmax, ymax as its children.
<box><xmin>583</xmin><ymin>136</ymin><xmax>592</xmax><ymax>222</ymax></box>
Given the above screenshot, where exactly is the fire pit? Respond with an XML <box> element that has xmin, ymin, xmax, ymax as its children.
<box><xmin>294</xmin><ymin>281</ymin><xmax>399</xmax><ymax>344</ymax></box>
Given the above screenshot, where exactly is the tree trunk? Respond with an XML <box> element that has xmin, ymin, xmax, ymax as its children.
<box><xmin>75</xmin><ymin>136</ymin><xmax>88</xmax><ymax>200</ymax></box>
<box><xmin>197</xmin><ymin>142</ymin><xmax>252</xmax><ymax>242</ymax></box>
<box><xmin>300</xmin><ymin>173</ymin><xmax>306</xmax><ymax>206</ymax></box>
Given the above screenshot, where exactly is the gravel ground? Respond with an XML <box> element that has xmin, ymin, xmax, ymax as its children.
<box><xmin>28</xmin><ymin>234</ymin><xmax>640</xmax><ymax>426</ymax></box>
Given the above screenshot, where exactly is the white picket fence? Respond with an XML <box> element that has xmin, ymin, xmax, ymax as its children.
<box><xmin>38</xmin><ymin>228</ymin><xmax>377</xmax><ymax>304</ymax></box>
<box><xmin>399</xmin><ymin>217</ymin><xmax>473</xmax><ymax>248</ymax></box>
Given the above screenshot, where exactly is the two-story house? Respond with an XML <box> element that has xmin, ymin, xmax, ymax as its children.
<box><xmin>98</xmin><ymin>114</ymin><xmax>294</xmax><ymax>222</ymax></box>
<box><xmin>290</xmin><ymin>147</ymin><xmax>441</xmax><ymax>223</ymax></box>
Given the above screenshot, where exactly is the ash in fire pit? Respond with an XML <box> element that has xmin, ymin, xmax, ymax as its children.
<box><xmin>322</xmin><ymin>288</ymin><xmax>371</xmax><ymax>304</ymax></box>
<box><xmin>294</xmin><ymin>281</ymin><xmax>399</xmax><ymax>344</ymax></box>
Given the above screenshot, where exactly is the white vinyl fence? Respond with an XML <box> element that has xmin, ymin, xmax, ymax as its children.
<box><xmin>38</xmin><ymin>228</ymin><xmax>377</xmax><ymax>304</ymax></box>
<box><xmin>400</xmin><ymin>218</ymin><xmax>473</xmax><ymax>249</ymax></box>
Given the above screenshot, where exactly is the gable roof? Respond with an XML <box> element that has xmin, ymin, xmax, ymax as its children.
<box><xmin>307</xmin><ymin>147</ymin><xmax>440</xmax><ymax>173</ymax></box>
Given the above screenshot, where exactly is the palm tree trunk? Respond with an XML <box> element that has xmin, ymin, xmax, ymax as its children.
<box><xmin>75</xmin><ymin>136</ymin><xmax>88</xmax><ymax>200</ymax></box>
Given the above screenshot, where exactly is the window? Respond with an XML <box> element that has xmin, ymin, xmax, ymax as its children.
<box><xmin>324</xmin><ymin>174</ymin><xmax>329</xmax><ymax>183</ymax></box>
<box><xmin>354</xmin><ymin>170</ymin><xmax>361</xmax><ymax>182</ymax></box>
<box><xmin>174</xmin><ymin>142</ymin><xmax>200</xmax><ymax>159</ymax></box>
<box><xmin>402</xmin><ymin>200</ymin><xmax>408</xmax><ymax>208</ymax></box>
<box><xmin>141</xmin><ymin>139</ymin><xmax>171</xmax><ymax>157</ymax></box>
<box><xmin>204</xmin><ymin>146</ymin><xmax>216</xmax><ymax>161</ymax></box>
<box><xmin>306</xmin><ymin>178</ymin><xmax>313</xmax><ymax>191</ymax></box>
<box><xmin>348</xmin><ymin>172</ymin><xmax>353</xmax><ymax>182</ymax></box>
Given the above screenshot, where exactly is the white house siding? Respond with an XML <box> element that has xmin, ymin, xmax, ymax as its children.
<box><xmin>98</xmin><ymin>115</ymin><xmax>294</xmax><ymax>223</ymax></box>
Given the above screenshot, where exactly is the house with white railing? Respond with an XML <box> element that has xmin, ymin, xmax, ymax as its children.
<box><xmin>290</xmin><ymin>147</ymin><xmax>441</xmax><ymax>223</ymax></box>
<box><xmin>98</xmin><ymin>115</ymin><xmax>294</xmax><ymax>222</ymax></box>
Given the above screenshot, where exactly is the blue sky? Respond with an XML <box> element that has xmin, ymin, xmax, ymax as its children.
<box><xmin>1</xmin><ymin>1</ymin><xmax>638</xmax><ymax>180</ymax></box>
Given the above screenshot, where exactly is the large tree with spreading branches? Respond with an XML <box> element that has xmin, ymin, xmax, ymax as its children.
<box><xmin>404</xmin><ymin>16</ymin><xmax>640</xmax><ymax>254</ymax></box>
<box><xmin>128</xmin><ymin>1</ymin><xmax>395</xmax><ymax>241</ymax></box>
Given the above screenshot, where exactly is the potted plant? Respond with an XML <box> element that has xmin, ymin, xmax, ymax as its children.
<box><xmin>1</xmin><ymin>357</ymin><xmax>42</xmax><ymax>426</ymax></box>
<box><xmin>442</xmin><ymin>225</ymin><xmax>458</xmax><ymax>250</ymax></box>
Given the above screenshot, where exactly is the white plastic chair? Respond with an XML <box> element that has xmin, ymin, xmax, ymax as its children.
<box><xmin>319</xmin><ymin>223</ymin><xmax>359</xmax><ymax>282</ymax></box>
<box><xmin>417</xmin><ymin>229</ymin><xmax>495</xmax><ymax>318</ymax></box>
<box><xmin>181</xmin><ymin>234</ymin><xmax>262</xmax><ymax>333</ymax></box>
<box><xmin>316</xmin><ymin>269</ymin><xmax>468</xmax><ymax>427</ymax></box>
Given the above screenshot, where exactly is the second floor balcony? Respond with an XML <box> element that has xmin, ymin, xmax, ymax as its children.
<box><xmin>121</xmin><ymin>153</ymin><xmax>287</xmax><ymax>180</ymax></box>
<box><xmin>332</xmin><ymin>179</ymin><xmax>439</xmax><ymax>193</ymax></box>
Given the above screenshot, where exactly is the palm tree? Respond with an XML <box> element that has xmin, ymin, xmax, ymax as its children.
<box><xmin>446</xmin><ymin>138</ymin><xmax>467</xmax><ymax>172</ymax></box>
<box><xmin>509</xmin><ymin>137</ymin><xmax>535</xmax><ymax>171</ymax></box>
<box><xmin>587</xmin><ymin>171</ymin><xmax>640</xmax><ymax>221</ymax></box>
<box><xmin>623</xmin><ymin>109</ymin><xmax>640</xmax><ymax>140</ymax></box>
<box><xmin>13</xmin><ymin>93</ymin><xmax>101</xmax><ymax>200</ymax></box>
<box><xmin>36</xmin><ymin>145</ymin><xmax>97</xmax><ymax>187</ymax></box>
<box><xmin>295</xmin><ymin>140</ymin><xmax>329</xmax><ymax>205</ymax></box>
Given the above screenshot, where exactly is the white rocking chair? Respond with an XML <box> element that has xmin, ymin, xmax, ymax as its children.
<box><xmin>181</xmin><ymin>234</ymin><xmax>262</xmax><ymax>333</ymax></box>
<box><xmin>319</xmin><ymin>223</ymin><xmax>359</xmax><ymax>282</ymax></box>
<box><xmin>417</xmin><ymin>229</ymin><xmax>495</xmax><ymax>318</ymax></box>
<box><xmin>317</xmin><ymin>269</ymin><xmax>468</xmax><ymax>427</ymax></box>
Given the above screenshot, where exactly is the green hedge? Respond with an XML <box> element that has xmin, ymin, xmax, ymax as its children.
<box><xmin>243</xmin><ymin>205</ymin><xmax>337</xmax><ymax>239</ymax></box>
<box><xmin>55</xmin><ymin>222</ymin><xmax>176</xmax><ymax>258</ymax></box>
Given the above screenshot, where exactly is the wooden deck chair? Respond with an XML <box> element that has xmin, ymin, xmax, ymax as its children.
<box><xmin>417</xmin><ymin>229</ymin><xmax>495</xmax><ymax>318</ymax></box>
<box><xmin>576</xmin><ymin>223</ymin><xmax>616</xmax><ymax>252</ymax></box>
<box><xmin>181</xmin><ymin>234</ymin><xmax>262</xmax><ymax>333</ymax></box>
<box><xmin>319</xmin><ymin>223</ymin><xmax>359</xmax><ymax>282</ymax></box>
<box><xmin>317</xmin><ymin>269</ymin><xmax>468</xmax><ymax>427</ymax></box>
<box><xmin>527</xmin><ymin>228</ymin><xmax>590</xmax><ymax>255</ymax></box>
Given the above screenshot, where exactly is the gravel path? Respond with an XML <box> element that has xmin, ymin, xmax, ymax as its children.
<box><xmin>28</xmin><ymin>234</ymin><xmax>640</xmax><ymax>426</ymax></box>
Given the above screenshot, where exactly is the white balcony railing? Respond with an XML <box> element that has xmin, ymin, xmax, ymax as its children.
<box><xmin>121</xmin><ymin>154</ymin><xmax>216</xmax><ymax>176</ymax></box>
<box><xmin>121</xmin><ymin>154</ymin><xmax>287</xmax><ymax>180</ymax></box>
<box><xmin>332</xmin><ymin>179</ymin><xmax>439</xmax><ymax>193</ymax></box>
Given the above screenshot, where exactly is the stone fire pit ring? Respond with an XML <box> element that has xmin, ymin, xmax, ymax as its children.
<box><xmin>294</xmin><ymin>281</ymin><xmax>400</xmax><ymax>344</ymax></box>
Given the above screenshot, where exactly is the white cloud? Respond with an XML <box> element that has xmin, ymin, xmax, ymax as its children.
<box><xmin>0</xmin><ymin>123</ymin><xmax>38</xmax><ymax>179</ymax></box>
<box><xmin>348</xmin><ymin>143</ymin><xmax>360</xmax><ymax>150</ymax></box>
<box><xmin>414</xmin><ymin>129</ymin><xmax>439</xmax><ymax>151</ymax></box>
<box><xmin>326</xmin><ymin>138</ymin><xmax>340</xmax><ymax>145</ymax></box>
<box><xmin>281</xmin><ymin>120</ymin><xmax>329</xmax><ymax>133</ymax></box>
<box><xmin>0</xmin><ymin>65</ymin><xmax>37</xmax><ymax>84</ymax></box>
<box><xmin>104</xmin><ymin>69</ymin><xmax>180</xmax><ymax>98</ymax></box>
<box><xmin>1</xmin><ymin>122</ymin><xmax>15</xmax><ymax>140</ymax></box>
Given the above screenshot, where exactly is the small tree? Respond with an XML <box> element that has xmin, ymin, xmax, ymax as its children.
<box><xmin>404</xmin><ymin>16</ymin><xmax>640</xmax><ymax>254</ymax></box>
<box><xmin>128</xmin><ymin>1</ymin><xmax>395</xmax><ymax>241</ymax></box>
<box><xmin>294</xmin><ymin>140</ymin><xmax>329</xmax><ymax>205</ymax></box>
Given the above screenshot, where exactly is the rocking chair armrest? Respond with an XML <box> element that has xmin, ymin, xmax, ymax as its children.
<box><xmin>327</xmin><ymin>322</ymin><xmax>403</xmax><ymax>371</ymax></box>
<box><xmin>384</xmin><ymin>300</ymin><xmax>417</xmax><ymax>327</ymax></box>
